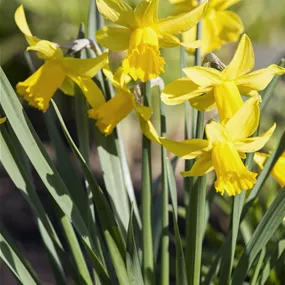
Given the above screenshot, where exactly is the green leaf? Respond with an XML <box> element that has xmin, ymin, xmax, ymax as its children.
<box><xmin>0</xmin><ymin>67</ymin><xmax>110</xmax><ymax>284</ymax></box>
<box><xmin>0</xmin><ymin>124</ymin><xmax>68</xmax><ymax>284</ymax></box>
<box><xmin>167</xmin><ymin>159</ymin><xmax>187</xmax><ymax>285</ymax></box>
<box><xmin>232</xmin><ymin>188</ymin><xmax>285</xmax><ymax>284</ymax></box>
<box><xmin>0</xmin><ymin>229</ymin><xmax>40</xmax><ymax>285</ymax></box>
<box><xmin>141</xmin><ymin>81</ymin><xmax>155</xmax><ymax>285</ymax></box>
<box><xmin>126</xmin><ymin>206</ymin><xmax>144</xmax><ymax>285</ymax></box>
<box><xmin>257</xmin><ymin>237</ymin><xmax>285</xmax><ymax>284</ymax></box>
<box><xmin>249</xmin><ymin>248</ymin><xmax>265</xmax><ymax>285</ymax></box>
<box><xmin>51</xmin><ymin>99</ymin><xmax>130</xmax><ymax>284</ymax></box>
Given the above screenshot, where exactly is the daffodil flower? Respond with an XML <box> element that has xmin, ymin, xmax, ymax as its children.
<box><xmin>15</xmin><ymin>5</ymin><xmax>108</xmax><ymax>112</ymax></box>
<box><xmin>0</xmin><ymin>117</ymin><xmax>6</xmax><ymax>124</ymax></box>
<box><xmin>96</xmin><ymin>0</ymin><xmax>207</xmax><ymax>82</ymax></box>
<box><xmin>162</xmin><ymin>34</ymin><xmax>285</xmax><ymax>123</ymax></box>
<box><xmin>254</xmin><ymin>151</ymin><xmax>285</xmax><ymax>187</ymax></box>
<box><xmin>161</xmin><ymin>96</ymin><xmax>276</xmax><ymax>196</ymax></box>
<box><xmin>88</xmin><ymin>67</ymin><xmax>161</xmax><ymax>143</ymax></box>
<box><xmin>170</xmin><ymin>0</ymin><xmax>244</xmax><ymax>55</ymax></box>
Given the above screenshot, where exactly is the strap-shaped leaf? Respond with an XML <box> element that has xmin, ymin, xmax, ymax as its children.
<box><xmin>0</xmin><ymin>229</ymin><xmax>40</xmax><ymax>285</ymax></box>
<box><xmin>51</xmin><ymin>99</ymin><xmax>130</xmax><ymax>285</ymax></box>
<box><xmin>126</xmin><ymin>206</ymin><xmax>144</xmax><ymax>285</ymax></box>
<box><xmin>232</xmin><ymin>188</ymin><xmax>285</xmax><ymax>284</ymax></box>
<box><xmin>0</xmin><ymin>67</ymin><xmax>110</xmax><ymax>284</ymax></box>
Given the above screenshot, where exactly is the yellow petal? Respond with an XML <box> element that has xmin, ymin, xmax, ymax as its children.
<box><xmin>0</xmin><ymin>117</ymin><xmax>7</xmax><ymax>124</ymax></box>
<box><xmin>96</xmin><ymin>0</ymin><xmax>135</xmax><ymax>27</ymax></box>
<box><xmin>160</xmin><ymin>137</ymin><xmax>209</xmax><ymax>159</ymax></box>
<box><xmin>205</xmin><ymin>121</ymin><xmax>229</xmax><ymax>143</ymax></box>
<box><xmin>70</xmin><ymin>76</ymin><xmax>105</xmax><ymax>109</ymax></box>
<box><xmin>212</xmin><ymin>142</ymin><xmax>257</xmax><ymax>196</ymax></box>
<box><xmin>223</xmin><ymin>34</ymin><xmax>254</xmax><ymax>80</ymax></box>
<box><xmin>27</xmin><ymin>40</ymin><xmax>63</xmax><ymax>60</ymax></box>
<box><xmin>14</xmin><ymin>5</ymin><xmax>39</xmax><ymax>46</ymax></box>
<box><xmin>152</xmin><ymin>0</ymin><xmax>207</xmax><ymax>34</ymax></box>
<box><xmin>213</xmin><ymin>81</ymin><xmax>243</xmax><ymax>122</ymax></box>
<box><xmin>183</xmin><ymin>66</ymin><xmax>223</xmax><ymax>87</ymax></box>
<box><xmin>96</xmin><ymin>26</ymin><xmax>131</xmax><ymax>51</ymax></box>
<box><xmin>134</xmin><ymin>0</ymin><xmax>158</xmax><ymax>26</ymax></box>
<box><xmin>212</xmin><ymin>0</ymin><xmax>241</xmax><ymax>11</ymax></box>
<box><xmin>157</xmin><ymin>32</ymin><xmax>181</xmax><ymax>48</ymax></box>
<box><xmin>88</xmin><ymin>89</ymin><xmax>132</xmax><ymax>135</ymax></box>
<box><xmin>189</xmin><ymin>89</ymin><xmax>217</xmax><ymax>111</ymax></box>
<box><xmin>181</xmin><ymin>152</ymin><xmax>214</xmax><ymax>177</ymax></box>
<box><xmin>63</xmin><ymin>52</ymin><xmax>108</xmax><ymax>79</ymax></box>
<box><xmin>161</xmin><ymin>78</ymin><xmax>206</xmax><ymax>105</ymax></box>
<box><xmin>181</xmin><ymin>40</ymin><xmax>202</xmax><ymax>50</ymax></box>
<box><xmin>215</xmin><ymin>11</ymin><xmax>244</xmax><ymax>43</ymax></box>
<box><xmin>235</xmin><ymin>64</ymin><xmax>285</xmax><ymax>92</ymax></box>
<box><xmin>59</xmin><ymin>77</ymin><xmax>75</xmax><ymax>96</ymax></box>
<box><xmin>226</xmin><ymin>95</ymin><xmax>260</xmax><ymax>141</ymax></box>
<box><xmin>134</xmin><ymin>105</ymin><xmax>161</xmax><ymax>144</ymax></box>
<box><xmin>16</xmin><ymin>61</ymin><xmax>66</xmax><ymax>112</ymax></box>
<box><xmin>254</xmin><ymin>152</ymin><xmax>285</xmax><ymax>187</ymax></box>
<box><xmin>234</xmin><ymin>124</ymin><xmax>276</xmax><ymax>153</ymax></box>
<box><xmin>182</xmin><ymin>16</ymin><xmax>221</xmax><ymax>55</ymax></box>
<box><xmin>122</xmin><ymin>27</ymin><xmax>165</xmax><ymax>82</ymax></box>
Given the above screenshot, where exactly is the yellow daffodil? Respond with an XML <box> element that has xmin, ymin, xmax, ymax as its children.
<box><xmin>170</xmin><ymin>0</ymin><xmax>244</xmax><ymax>55</ymax></box>
<box><xmin>88</xmin><ymin>67</ymin><xmax>161</xmax><ymax>143</ymax></box>
<box><xmin>161</xmin><ymin>96</ymin><xmax>276</xmax><ymax>196</ymax></box>
<box><xmin>254</xmin><ymin>151</ymin><xmax>285</xmax><ymax>187</ymax></box>
<box><xmin>162</xmin><ymin>34</ymin><xmax>285</xmax><ymax>123</ymax></box>
<box><xmin>15</xmin><ymin>5</ymin><xmax>108</xmax><ymax>112</ymax></box>
<box><xmin>0</xmin><ymin>117</ymin><xmax>7</xmax><ymax>124</ymax></box>
<box><xmin>96</xmin><ymin>0</ymin><xmax>207</xmax><ymax>82</ymax></box>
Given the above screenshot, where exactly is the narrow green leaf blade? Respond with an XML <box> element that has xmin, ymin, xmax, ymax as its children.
<box><xmin>126</xmin><ymin>206</ymin><xmax>144</xmax><ymax>285</ymax></box>
<box><xmin>232</xmin><ymin>188</ymin><xmax>285</xmax><ymax>284</ymax></box>
<box><xmin>0</xmin><ymin>230</ymin><xmax>40</xmax><ymax>285</ymax></box>
<box><xmin>167</xmin><ymin>160</ymin><xmax>188</xmax><ymax>285</ymax></box>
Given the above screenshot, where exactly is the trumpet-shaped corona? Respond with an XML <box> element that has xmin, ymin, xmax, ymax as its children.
<box><xmin>162</xmin><ymin>34</ymin><xmax>285</xmax><ymax>122</ymax></box>
<box><xmin>96</xmin><ymin>0</ymin><xmax>207</xmax><ymax>81</ymax></box>
<box><xmin>161</xmin><ymin>96</ymin><xmax>276</xmax><ymax>195</ymax></box>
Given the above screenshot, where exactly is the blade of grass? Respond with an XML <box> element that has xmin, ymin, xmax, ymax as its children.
<box><xmin>232</xmin><ymin>188</ymin><xmax>285</xmax><ymax>284</ymax></box>
<box><xmin>167</xmin><ymin>159</ymin><xmax>188</xmax><ymax>285</ymax></box>
<box><xmin>0</xmin><ymin>228</ymin><xmax>40</xmax><ymax>285</ymax></box>
<box><xmin>249</xmin><ymin>248</ymin><xmax>266</xmax><ymax>285</ymax></box>
<box><xmin>160</xmin><ymin>97</ymin><xmax>169</xmax><ymax>285</ymax></box>
<box><xmin>0</xmin><ymin>124</ymin><xmax>68</xmax><ymax>284</ymax></box>
<box><xmin>141</xmin><ymin>81</ymin><xmax>155</xmax><ymax>285</ymax></box>
<box><xmin>257</xmin><ymin>237</ymin><xmax>285</xmax><ymax>285</ymax></box>
<box><xmin>51</xmin><ymin>99</ymin><xmax>131</xmax><ymax>285</ymax></box>
<box><xmin>126</xmin><ymin>205</ymin><xmax>144</xmax><ymax>285</ymax></box>
<box><xmin>0</xmin><ymin>67</ymin><xmax>110</xmax><ymax>284</ymax></box>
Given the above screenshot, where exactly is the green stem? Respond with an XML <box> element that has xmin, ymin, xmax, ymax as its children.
<box><xmin>142</xmin><ymin>81</ymin><xmax>155</xmax><ymax>285</ymax></box>
<box><xmin>185</xmin><ymin>3</ymin><xmax>206</xmax><ymax>284</ymax></box>
<box><xmin>180</xmin><ymin>44</ymin><xmax>192</xmax><ymax>207</ymax></box>
<box><xmin>160</xmin><ymin>98</ymin><xmax>169</xmax><ymax>285</ymax></box>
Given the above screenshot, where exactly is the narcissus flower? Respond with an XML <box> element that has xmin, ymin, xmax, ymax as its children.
<box><xmin>254</xmin><ymin>151</ymin><xmax>285</xmax><ymax>187</ymax></box>
<box><xmin>15</xmin><ymin>5</ymin><xmax>108</xmax><ymax>112</ymax></box>
<box><xmin>0</xmin><ymin>117</ymin><xmax>6</xmax><ymax>124</ymax></box>
<box><xmin>161</xmin><ymin>96</ymin><xmax>276</xmax><ymax>196</ymax></box>
<box><xmin>96</xmin><ymin>0</ymin><xmax>207</xmax><ymax>82</ymax></box>
<box><xmin>88</xmin><ymin>67</ymin><xmax>161</xmax><ymax>143</ymax></box>
<box><xmin>170</xmin><ymin>0</ymin><xmax>244</xmax><ymax>55</ymax></box>
<box><xmin>162</xmin><ymin>34</ymin><xmax>285</xmax><ymax>123</ymax></box>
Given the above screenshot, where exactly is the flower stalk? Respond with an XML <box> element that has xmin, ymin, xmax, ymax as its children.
<box><xmin>141</xmin><ymin>81</ymin><xmax>155</xmax><ymax>285</ymax></box>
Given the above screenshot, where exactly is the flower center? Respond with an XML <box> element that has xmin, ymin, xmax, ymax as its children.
<box><xmin>212</xmin><ymin>142</ymin><xmax>257</xmax><ymax>196</ymax></box>
<box><xmin>122</xmin><ymin>27</ymin><xmax>165</xmax><ymax>82</ymax></box>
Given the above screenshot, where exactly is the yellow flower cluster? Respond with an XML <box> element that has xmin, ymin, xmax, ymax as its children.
<box><xmin>14</xmin><ymin>0</ymin><xmax>285</xmax><ymax>195</ymax></box>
